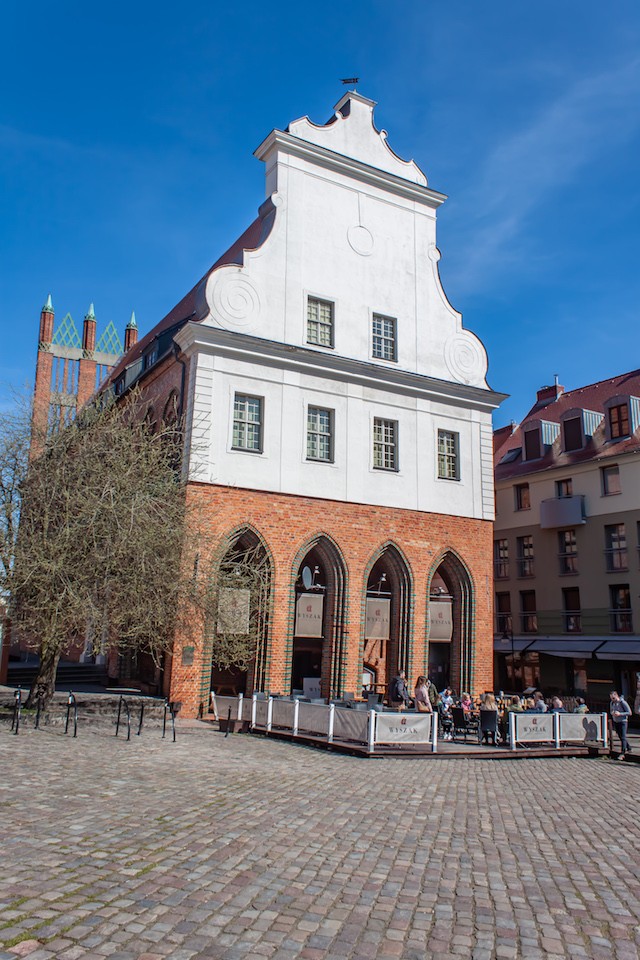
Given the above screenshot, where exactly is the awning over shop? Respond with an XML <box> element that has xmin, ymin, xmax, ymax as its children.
<box><xmin>493</xmin><ymin>636</ymin><xmax>640</xmax><ymax>660</ymax></box>
<box><xmin>526</xmin><ymin>639</ymin><xmax>604</xmax><ymax>658</ymax></box>
<box><xmin>493</xmin><ymin>638</ymin><xmax>537</xmax><ymax>654</ymax></box>
<box><xmin>594</xmin><ymin>640</ymin><xmax>640</xmax><ymax>661</ymax></box>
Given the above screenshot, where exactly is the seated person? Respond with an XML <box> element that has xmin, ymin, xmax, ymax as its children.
<box><xmin>460</xmin><ymin>692</ymin><xmax>473</xmax><ymax>713</ymax></box>
<box><xmin>439</xmin><ymin>702</ymin><xmax>454</xmax><ymax>741</ymax></box>
<box><xmin>479</xmin><ymin>693</ymin><xmax>499</xmax><ymax>745</ymax></box>
<box><xmin>573</xmin><ymin>697</ymin><xmax>589</xmax><ymax>714</ymax></box>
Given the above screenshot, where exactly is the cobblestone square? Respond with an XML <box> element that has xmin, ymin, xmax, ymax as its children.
<box><xmin>1</xmin><ymin>725</ymin><xmax>639</xmax><ymax>959</ymax></box>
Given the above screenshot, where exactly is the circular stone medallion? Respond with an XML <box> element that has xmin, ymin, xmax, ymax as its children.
<box><xmin>347</xmin><ymin>225</ymin><xmax>374</xmax><ymax>257</ymax></box>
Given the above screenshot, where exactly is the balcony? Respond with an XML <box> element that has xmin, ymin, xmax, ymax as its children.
<box><xmin>604</xmin><ymin>548</ymin><xmax>628</xmax><ymax>572</ymax></box>
<box><xmin>540</xmin><ymin>494</ymin><xmax>586</xmax><ymax>529</ymax></box>
<box><xmin>517</xmin><ymin>558</ymin><xmax>534</xmax><ymax>578</ymax></box>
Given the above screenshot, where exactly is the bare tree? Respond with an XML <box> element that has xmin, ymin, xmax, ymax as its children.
<box><xmin>1</xmin><ymin>388</ymin><xmax>221</xmax><ymax>710</ymax></box>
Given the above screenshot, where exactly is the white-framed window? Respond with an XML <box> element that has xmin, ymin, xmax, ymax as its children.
<box><xmin>601</xmin><ymin>464</ymin><xmax>621</xmax><ymax>495</ymax></box>
<box><xmin>307</xmin><ymin>297</ymin><xmax>334</xmax><ymax>348</ymax></box>
<box><xmin>437</xmin><ymin>429</ymin><xmax>459</xmax><ymax>480</ymax></box>
<box><xmin>373</xmin><ymin>418</ymin><xmax>398</xmax><ymax>471</ymax></box>
<box><xmin>372</xmin><ymin>314</ymin><xmax>397</xmax><ymax>361</ymax></box>
<box><xmin>307</xmin><ymin>406</ymin><xmax>333</xmax><ymax>462</ymax></box>
<box><xmin>232</xmin><ymin>393</ymin><xmax>263</xmax><ymax>452</ymax></box>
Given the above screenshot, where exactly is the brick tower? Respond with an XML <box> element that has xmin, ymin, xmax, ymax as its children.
<box><xmin>32</xmin><ymin>296</ymin><xmax>126</xmax><ymax>443</ymax></box>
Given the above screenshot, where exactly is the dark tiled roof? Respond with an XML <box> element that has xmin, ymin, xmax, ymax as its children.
<box><xmin>495</xmin><ymin>368</ymin><xmax>640</xmax><ymax>479</ymax></box>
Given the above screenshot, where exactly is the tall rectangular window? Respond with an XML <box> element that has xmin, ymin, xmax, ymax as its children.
<box><xmin>610</xmin><ymin>584</ymin><xmax>632</xmax><ymax>633</ymax></box>
<box><xmin>494</xmin><ymin>539</ymin><xmax>509</xmax><ymax>579</ymax></box>
<box><xmin>556</xmin><ymin>478</ymin><xmax>572</xmax><ymax>498</ymax></box>
<box><xmin>515</xmin><ymin>483</ymin><xmax>530</xmax><ymax>510</ymax></box>
<box><xmin>562</xmin><ymin>417</ymin><xmax>583</xmax><ymax>452</ymax></box>
<box><xmin>601</xmin><ymin>464</ymin><xmax>621</xmax><ymax>495</ymax></box>
<box><xmin>516</xmin><ymin>535</ymin><xmax>534</xmax><ymax>578</ymax></box>
<box><xmin>372</xmin><ymin>314</ymin><xmax>397</xmax><ymax>361</ymax></box>
<box><xmin>307</xmin><ymin>406</ymin><xmax>333</xmax><ymax>462</ymax></box>
<box><xmin>605</xmin><ymin>523</ymin><xmax>628</xmax><ymax>572</ymax></box>
<box><xmin>558</xmin><ymin>529</ymin><xmax>578</xmax><ymax>575</ymax></box>
<box><xmin>520</xmin><ymin>591</ymin><xmax>537</xmax><ymax>634</ymax></box>
<box><xmin>373</xmin><ymin>418</ymin><xmax>398</xmax><ymax>471</ymax></box>
<box><xmin>562</xmin><ymin>586</ymin><xmax>581</xmax><ymax>633</ymax></box>
<box><xmin>232</xmin><ymin>394</ymin><xmax>263</xmax><ymax>452</ymax></box>
<box><xmin>495</xmin><ymin>592</ymin><xmax>512</xmax><ymax>634</ymax></box>
<box><xmin>437</xmin><ymin>430</ymin><xmax>459</xmax><ymax>480</ymax></box>
<box><xmin>609</xmin><ymin>403</ymin><xmax>630</xmax><ymax>439</ymax></box>
<box><xmin>523</xmin><ymin>429</ymin><xmax>541</xmax><ymax>461</ymax></box>
<box><xmin>307</xmin><ymin>297</ymin><xmax>334</xmax><ymax>347</ymax></box>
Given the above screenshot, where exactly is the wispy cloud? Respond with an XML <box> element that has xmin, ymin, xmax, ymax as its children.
<box><xmin>445</xmin><ymin>56</ymin><xmax>640</xmax><ymax>292</ymax></box>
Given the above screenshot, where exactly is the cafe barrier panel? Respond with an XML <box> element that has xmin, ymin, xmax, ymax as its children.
<box><xmin>509</xmin><ymin>712</ymin><xmax>608</xmax><ymax>750</ymax></box>
<box><xmin>210</xmin><ymin>695</ymin><xmax>608</xmax><ymax>755</ymax></box>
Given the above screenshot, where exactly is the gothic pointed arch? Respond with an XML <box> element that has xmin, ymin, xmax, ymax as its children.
<box><xmin>426</xmin><ymin>548</ymin><xmax>475</xmax><ymax>694</ymax></box>
<box><xmin>361</xmin><ymin>542</ymin><xmax>413</xmax><ymax>695</ymax></box>
<box><xmin>288</xmin><ymin>532</ymin><xmax>348</xmax><ymax>699</ymax></box>
<box><xmin>203</xmin><ymin>524</ymin><xmax>274</xmax><ymax>701</ymax></box>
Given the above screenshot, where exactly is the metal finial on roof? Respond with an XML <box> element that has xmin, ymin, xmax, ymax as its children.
<box><xmin>85</xmin><ymin>303</ymin><xmax>96</xmax><ymax>321</ymax></box>
<box><xmin>43</xmin><ymin>293</ymin><xmax>54</xmax><ymax>312</ymax></box>
<box><xmin>126</xmin><ymin>310</ymin><xmax>137</xmax><ymax>330</ymax></box>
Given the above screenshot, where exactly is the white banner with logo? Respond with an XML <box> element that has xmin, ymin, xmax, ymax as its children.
<box><xmin>365</xmin><ymin>598</ymin><xmax>391</xmax><ymax>640</ymax></box>
<box><xmin>513</xmin><ymin>714</ymin><xmax>554</xmax><ymax>742</ymax></box>
<box><xmin>429</xmin><ymin>600</ymin><xmax>452</xmax><ymax>642</ymax></box>
<box><xmin>295</xmin><ymin>593</ymin><xmax>324</xmax><ymax>638</ymax></box>
<box><xmin>375</xmin><ymin>713</ymin><xmax>433</xmax><ymax>744</ymax></box>
<box><xmin>217</xmin><ymin>588</ymin><xmax>250</xmax><ymax>635</ymax></box>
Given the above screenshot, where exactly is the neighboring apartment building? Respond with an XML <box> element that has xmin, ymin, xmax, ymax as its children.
<box><xmin>30</xmin><ymin>92</ymin><xmax>505</xmax><ymax>714</ymax></box>
<box><xmin>494</xmin><ymin>374</ymin><xmax>640</xmax><ymax>710</ymax></box>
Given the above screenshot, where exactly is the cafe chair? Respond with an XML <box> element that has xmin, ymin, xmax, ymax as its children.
<box><xmin>478</xmin><ymin>710</ymin><xmax>499</xmax><ymax>745</ymax></box>
<box><xmin>451</xmin><ymin>706</ymin><xmax>479</xmax><ymax>742</ymax></box>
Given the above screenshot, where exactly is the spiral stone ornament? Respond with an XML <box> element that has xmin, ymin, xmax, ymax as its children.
<box><xmin>209</xmin><ymin>271</ymin><xmax>262</xmax><ymax>331</ymax></box>
<box><xmin>444</xmin><ymin>333</ymin><xmax>486</xmax><ymax>386</ymax></box>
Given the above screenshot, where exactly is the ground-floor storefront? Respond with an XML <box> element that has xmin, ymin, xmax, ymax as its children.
<box><xmin>494</xmin><ymin>636</ymin><xmax>640</xmax><ymax>713</ymax></box>
<box><xmin>167</xmin><ymin>484</ymin><xmax>494</xmax><ymax>718</ymax></box>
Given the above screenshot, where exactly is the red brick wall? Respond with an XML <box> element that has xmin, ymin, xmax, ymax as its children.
<box><xmin>170</xmin><ymin>483</ymin><xmax>494</xmax><ymax>717</ymax></box>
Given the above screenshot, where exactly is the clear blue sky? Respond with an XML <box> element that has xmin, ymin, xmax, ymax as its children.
<box><xmin>2</xmin><ymin>1</ymin><xmax>639</xmax><ymax>426</ymax></box>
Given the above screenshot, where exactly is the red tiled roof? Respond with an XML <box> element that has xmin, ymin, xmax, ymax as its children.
<box><xmin>104</xmin><ymin>208</ymin><xmax>274</xmax><ymax>387</ymax></box>
<box><xmin>495</xmin><ymin>368</ymin><xmax>640</xmax><ymax>479</ymax></box>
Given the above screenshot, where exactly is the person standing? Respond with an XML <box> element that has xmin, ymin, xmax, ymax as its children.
<box><xmin>389</xmin><ymin>670</ymin><xmax>411</xmax><ymax>711</ymax></box>
<box><xmin>610</xmin><ymin>690</ymin><xmax>632</xmax><ymax>759</ymax></box>
<box><xmin>413</xmin><ymin>676</ymin><xmax>433</xmax><ymax>713</ymax></box>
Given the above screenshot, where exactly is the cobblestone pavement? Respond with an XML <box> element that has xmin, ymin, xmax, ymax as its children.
<box><xmin>2</xmin><ymin>725</ymin><xmax>640</xmax><ymax>960</ymax></box>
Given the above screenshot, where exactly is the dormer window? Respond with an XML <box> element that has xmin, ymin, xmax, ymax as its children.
<box><xmin>562</xmin><ymin>417</ymin><xmax>583</xmax><ymax>452</ymax></box>
<box><xmin>523</xmin><ymin>428</ymin><xmax>541</xmax><ymax>461</ymax></box>
<box><xmin>521</xmin><ymin>419</ymin><xmax>559</xmax><ymax>462</ymax></box>
<box><xmin>604</xmin><ymin>395</ymin><xmax>639</xmax><ymax>441</ymax></box>
<box><xmin>609</xmin><ymin>403</ymin><xmax>629</xmax><ymax>439</ymax></box>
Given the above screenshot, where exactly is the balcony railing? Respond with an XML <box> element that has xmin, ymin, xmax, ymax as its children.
<box><xmin>496</xmin><ymin>608</ymin><xmax>639</xmax><ymax>637</ymax></box>
<box><xmin>517</xmin><ymin>559</ymin><xmax>535</xmax><ymax>578</ymax></box>
<box><xmin>604</xmin><ymin>548</ymin><xmax>628</xmax><ymax>572</ymax></box>
<box><xmin>558</xmin><ymin>553</ymin><xmax>578</xmax><ymax>575</ymax></box>
<box><xmin>540</xmin><ymin>494</ymin><xmax>586</xmax><ymax>529</ymax></box>
<box><xmin>563</xmin><ymin>612</ymin><xmax>582</xmax><ymax>633</ymax></box>
<box><xmin>610</xmin><ymin>609</ymin><xmax>633</xmax><ymax>633</ymax></box>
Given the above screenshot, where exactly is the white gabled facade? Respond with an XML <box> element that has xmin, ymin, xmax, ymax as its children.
<box><xmin>176</xmin><ymin>92</ymin><xmax>504</xmax><ymax>520</ymax></box>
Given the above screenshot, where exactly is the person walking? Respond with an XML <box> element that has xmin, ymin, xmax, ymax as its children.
<box><xmin>610</xmin><ymin>690</ymin><xmax>632</xmax><ymax>759</ymax></box>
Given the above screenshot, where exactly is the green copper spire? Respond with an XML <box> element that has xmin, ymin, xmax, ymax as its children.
<box><xmin>43</xmin><ymin>293</ymin><xmax>53</xmax><ymax>313</ymax></box>
<box><xmin>126</xmin><ymin>310</ymin><xmax>137</xmax><ymax>330</ymax></box>
<box><xmin>85</xmin><ymin>303</ymin><xmax>96</xmax><ymax>321</ymax></box>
